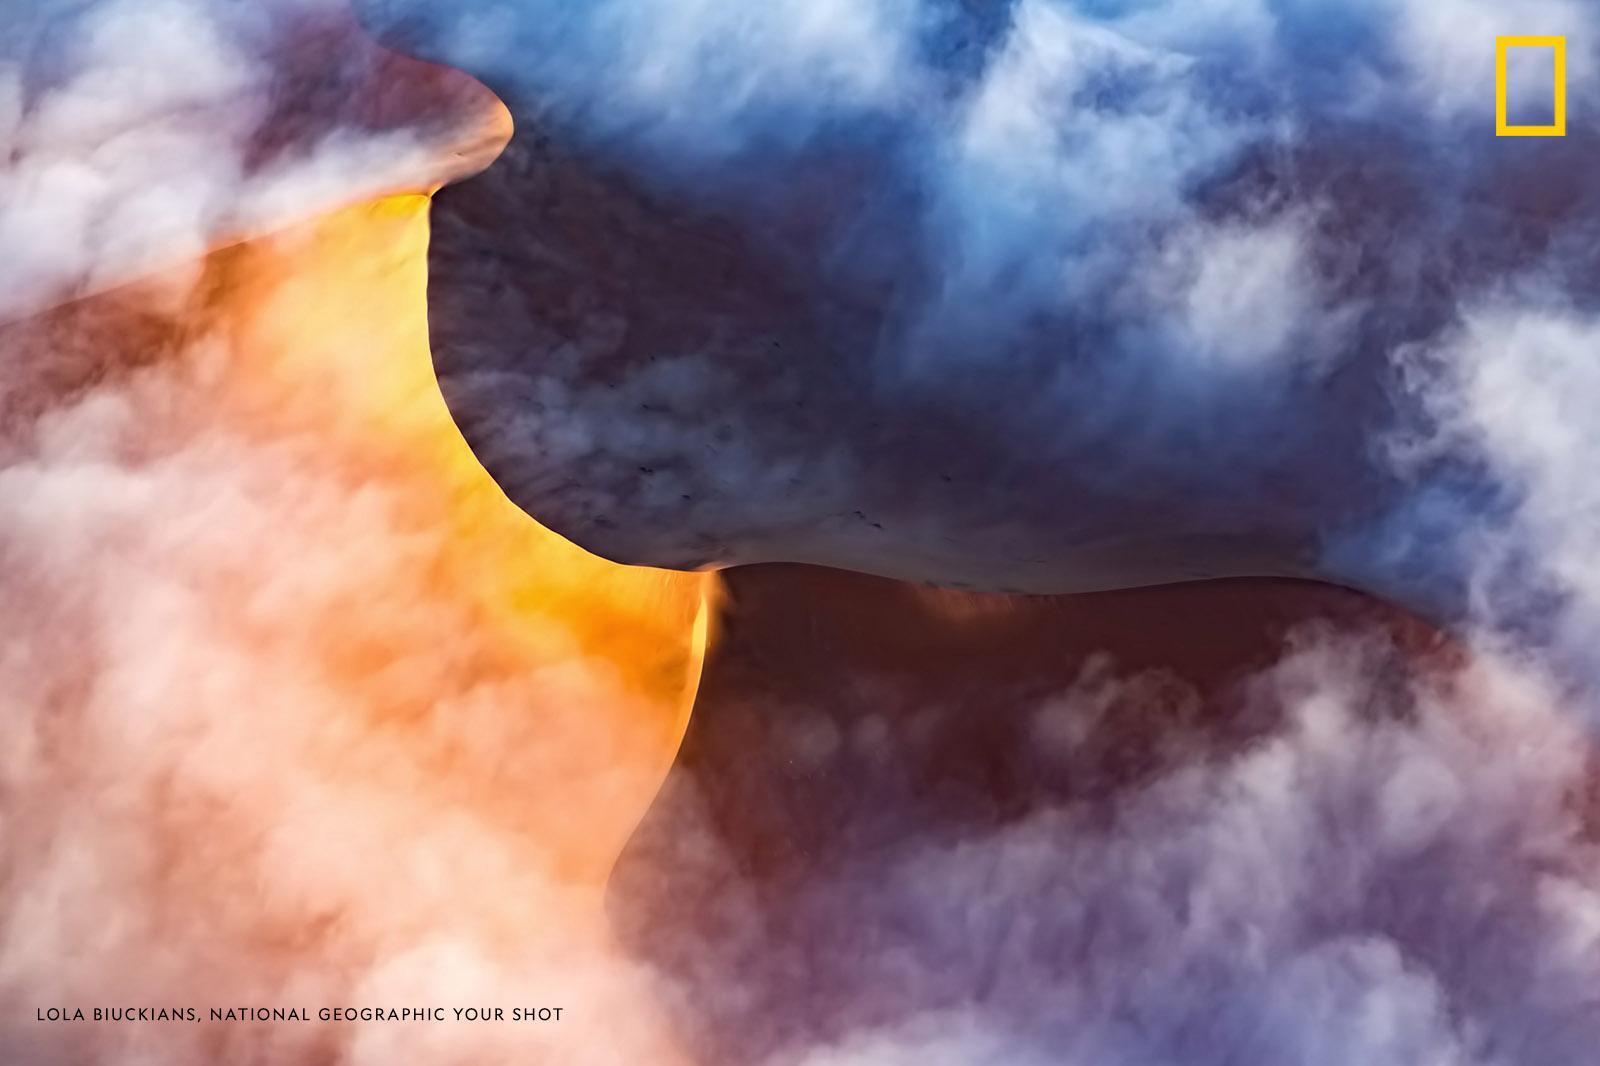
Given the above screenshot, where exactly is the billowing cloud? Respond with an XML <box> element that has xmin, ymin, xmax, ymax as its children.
<box><xmin>351</xmin><ymin>0</ymin><xmax>1600</xmax><ymax>622</ymax></box>
<box><xmin>6</xmin><ymin>3</ymin><xmax>1600</xmax><ymax>1066</ymax></box>
<box><xmin>0</xmin><ymin>190</ymin><xmax>707</xmax><ymax>1063</ymax></box>
<box><xmin>0</xmin><ymin>0</ymin><xmax>506</xmax><ymax>322</ymax></box>
<box><xmin>615</xmin><ymin>569</ymin><xmax>1600</xmax><ymax>1065</ymax></box>
<box><xmin>1365</xmin><ymin>303</ymin><xmax>1600</xmax><ymax>682</ymax></box>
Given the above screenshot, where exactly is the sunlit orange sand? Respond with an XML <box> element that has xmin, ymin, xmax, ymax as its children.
<box><xmin>225</xmin><ymin>195</ymin><xmax>713</xmax><ymax>880</ymax></box>
<box><xmin>0</xmin><ymin>194</ymin><xmax>709</xmax><ymax>1062</ymax></box>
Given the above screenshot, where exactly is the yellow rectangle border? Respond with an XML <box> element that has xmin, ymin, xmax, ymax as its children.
<box><xmin>1497</xmin><ymin>35</ymin><xmax>1567</xmax><ymax>137</ymax></box>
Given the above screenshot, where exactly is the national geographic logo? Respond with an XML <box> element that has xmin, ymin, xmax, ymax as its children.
<box><xmin>1497</xmin><ymin>35</ymin><xmax>1567</xmax><ymax>137</ymax></box>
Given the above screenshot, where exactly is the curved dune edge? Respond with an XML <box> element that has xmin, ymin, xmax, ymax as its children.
<box><xmin>1</xmin><ymin>11</ymin><xmax>512</xmax><ymax>328</ymax></box>
<box><xmin>0</xmin><ymin>191</ymin><xmax>712</xmax><ymax>1062</ymax></box>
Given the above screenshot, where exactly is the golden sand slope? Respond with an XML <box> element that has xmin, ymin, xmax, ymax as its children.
<box><xmin>0</xmin><ymin>195</ymin><xmax>709</xmax><ymax>1063</ymax></box>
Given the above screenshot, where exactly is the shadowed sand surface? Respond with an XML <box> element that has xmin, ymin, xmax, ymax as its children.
<box><xmin>611</xmin><ymin>568</ymin><xmax>1476</xmax><ymax>1064</ymax></box>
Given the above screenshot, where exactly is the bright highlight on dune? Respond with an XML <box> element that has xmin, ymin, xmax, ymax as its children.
<box><xmin>11</xmin><ymin>2</ymin><xmax>1600</xmax><ymax>1064</ymax></box>
<box><xmin>0</xmin><ymin>191</ymin><xmax>710</xmax><ymax>1063</ymax></box>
